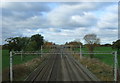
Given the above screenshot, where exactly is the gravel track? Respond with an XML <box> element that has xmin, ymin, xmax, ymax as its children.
<box><xmin>25</xmin><ymin>48</ymin><xmax>99</xmax><ymax>82</ymax></box>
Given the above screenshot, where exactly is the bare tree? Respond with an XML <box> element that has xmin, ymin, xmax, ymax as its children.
<box><xmin>84</xmin><ymin>34</ymin><xmax>100</xmax><ymax>58</ymax></box>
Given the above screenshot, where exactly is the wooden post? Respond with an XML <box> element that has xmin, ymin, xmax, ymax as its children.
<box><xmin>10</xmin><ymin>51</ymin><xmax>13</xmax><ymax>82</ymax></box>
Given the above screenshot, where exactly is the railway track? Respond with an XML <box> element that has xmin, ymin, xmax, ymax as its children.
<box><xmin>65</xmin><ymin>52</ymin><xmax>99</xmax><ymax>81</ymax></box>
<box><xmin>25</xmin><ymin>48</ymin><xmax>100</xmax><ymax>82</ymax></box>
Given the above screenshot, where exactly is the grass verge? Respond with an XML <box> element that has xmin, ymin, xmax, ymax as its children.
<box><xmin>2</xmin><ymin>55</ymin><xmax>46</xmax><ymax>81</ymax></box>
<box><xmin>79</xmin><ymin>56</ymin><xmax>114</xmax><ymax>81</ymax></box>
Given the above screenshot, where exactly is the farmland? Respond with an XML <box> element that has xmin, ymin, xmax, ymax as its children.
<box><xmin>2</xmin><ymin>49</ymin><xmax>50</xmax><ymax>69</ymax></box>
<box><xmin>74</xmin><ymin>46</ymin><xmax>117</xmax><ymax>66</ymax></box>
<box><xmin>2</xmin><ymin>46</ymin><xmax>119</xmax><ymax>69</ymax></box>
<box><xmin>2</xmin><ymin>50</ymin><xmax>39</xmax><ymax>69</ymax></box>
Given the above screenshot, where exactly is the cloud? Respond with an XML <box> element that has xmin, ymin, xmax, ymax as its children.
<box><xmin>47</xmin><ymin>3</ymin><xmax>97</xmax><ymax>28</ymax></box>
<box><xmin>70</xmin><ymin>12</ymin><xmax>97</xmax><ymax>27</ymax></box>
<box><xmin>1</xmin><ymin>2</ymin><xmax>118</xmax><ymax>44</ymax></box>
<box><xmin>2</xmin><ymin>2</ymin><xmax>51</xmax><ymax>20</ymax></box>
<box><xmin>2</xmin><ymin>15</ymin><xmax>49</xmax><ymax>30</ymax></box>
<box><xmin>96</xmin><ymin>4</ymin><xmax>118</xmax><ymax>30</ymax></box>
<box><xmin>47</xmin><ymin>2</ymin><xmax>113</xmax><ymax>29</ymax></box>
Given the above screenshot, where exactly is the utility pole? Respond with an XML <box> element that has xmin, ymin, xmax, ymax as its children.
<box><xmin>41</xmin><ymin>45</ymin><xmax>42</xmax><ymax>57</ymax></box>
<box><xmin>61</xmin><ymin>46</ymin><xmax>62</xmax><ymax>59</ymax></box>
<box><xmin>114</xmin><ymin>51</ymin><xmax>118</xmax><ymax>82</ymax></box>
<box><xmin>21</xmin><ymin>50</ymin><xmax>23</xmax><ymax>61</ymax></box>
<box><xmin>80</xmin><ymin>44</ymin><xmax>82</xmax><ymax>59</ymax></box>
<box><xmin>10</xmin><ymin>51</ymin><xmax>13</xmax><ymax>82</ymax></box>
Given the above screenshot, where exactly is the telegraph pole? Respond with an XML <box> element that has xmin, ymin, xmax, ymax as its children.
<box><xmin>114</xmin><ymin>51</ymin><xmax>118</xmax><ymax>81</ymax></box>
<box><xmin>10</xmin><ymin>51</ymin><xmax>13</xmax><ymax>82</ymax></box>
<box><xmin>80</xmin><ymin>44</ymin><xmax>82</xmax><ymax>59</ymax></box>
<box><xmin>21</xmin><ymin>50</ymin><xmax>23</xmax><ymax>61</ymax></box>
<box><xmin>41</xmin><ymin>45</ymin><xmax>43</xmax><ymax>57</ymax></box>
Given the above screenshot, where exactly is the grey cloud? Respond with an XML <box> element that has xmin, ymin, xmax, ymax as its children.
<box><xmin>47</xmin><ymin>2</ymin><xmax>113</xmax><ymax>29</ymax></box>
<box><xmin>1</xmin><ymin>2</ymin><xmax>118</xmax><ymax>44</ymax></box>
<box><xmin>47</xmin><ymin>6</ymin><xmax>98</xmax><ymax>29</ymax></box>
<box><xmin>2</xmin><ymin>27</ymin><xmax>24</xmax><ymax>44</ymax></box>
<box><xmin>2</xmin><ymin>15</ymin><xmax>49</xmax><ymax>30</ymax></box>
<box><xmin>2</xmin><ymin>2</ymin><xmax>51</xmax><ymax>12</ymax></box>
<box><xmin>2</xmin><ymin>2</ymin><xmax>51</xmax><ymax>20</ymax></box>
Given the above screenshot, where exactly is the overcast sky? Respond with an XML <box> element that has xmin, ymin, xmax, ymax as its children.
<box><xmin>1</xmin><ymin>2</ymin><xmax>118</xmax><ymax>45</ymax></box>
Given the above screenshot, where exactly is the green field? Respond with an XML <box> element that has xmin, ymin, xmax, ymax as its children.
<box><xmin>2</xmin><ymin>49</ymin><xmax>50</xmax><ymax>69</ymax></box>
<box><xmin>2</xmin><ymin>50</ymin><xmax>39</xmax><ymax>69</ymax></box>
<box><xmin>0</xmin><ymin>50</ymin><xmax>2</xmax><ymax>71</ymax></box>
<box><xmin>118</xmin><ymin>50</ymin><xmax>120</xmax><ymax>68</ymax></box>
<box><xmin>74</xmin><ymin>46</ymin><xmax>118</xmax><ymax>66</ymax></box>
<box><xmin>2</xmin><ymin>47</ymin><xmax>120</xmax><ymax>69</ymax></box>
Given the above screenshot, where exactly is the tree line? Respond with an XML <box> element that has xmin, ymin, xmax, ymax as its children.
<box><xmin>3</xmin><ymin>34</ymin><xmax>44</xmax><ymax>52</ymax></box>
<box><xmin>2</xmin><ymin>33</ymin><xmax>120</xmax><ymax>57</ymax></box>
<box><xmin>65</xmin><ymin>34</ymin><xmax>120</xmax><ymax>58</ymax></box>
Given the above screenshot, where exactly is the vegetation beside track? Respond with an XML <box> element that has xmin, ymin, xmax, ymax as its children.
<box><xmin>73</xmin><ymin>46</ymin><xmax>120</xmax><ymax>81</ymax></box>
<box><xmin>79</xmin><ymin>57</ymin><xmax>113</xmax><ymax>81</ymax></box>
<box><xmin>2</xmin><ymin>56</ymin><xmax>44</xmax><ymax>81</ymax></box>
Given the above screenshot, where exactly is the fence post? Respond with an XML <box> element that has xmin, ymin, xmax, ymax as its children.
<box><xmin>21</xmin><ymin>50</ymin><xmax>23</xmax><ymax>61</ymax></box>
<box><xmin>114</xmin><ymin>51</ymin><xmax>118</xmax><ymax>81</ymax></box>
<box><xmin>80</xmin><ymin>45</ymin><xmax>82</xmax><ymax>59</ymax></box>
<box><xmin>41</xmin><ymin>46</ymin><xmax>42</xmax><ymax>57</ymax></box>
<box><xmin>71</xmin><ymin>45</ymin><xmax>72</xmax><ymax>51</ymax></box>
<box><xmin>10</xmin><ymin>51</ymin><xmax>13</xmax><ymax>82</ymax></box>
<box><xmin>61</xmin><ymin>46</ymin><xmax>62</xmax><ymax>58</ymax></box>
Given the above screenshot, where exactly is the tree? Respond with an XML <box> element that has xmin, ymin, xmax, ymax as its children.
<box><xmin>26</xmin><ymin>41</ymin><xmax>38</xmax><ymax>51</ymax></box>
<box><xmin>84</xmin><ymin>34</ymin><xmax>100</xmax><ymax>58</ymax></box>
<box><xmin>5</xmin><ymin>37</ymin><xmax>30</xmax><ymax>51</ymax></box>
<box><xmin>4</xmin><ymin>34</ymin><xmax>44</xmax><ymax>51</ymax></box>
<box><xmin>65</xmin><ymin>41</ymin><xmax>83</xmax><ymax>50</ymax></box>
<box><xmin>65</xmin><ymin>41</ymin><xmax>82</xmax><ymax>46</ymax></box>
<box><xmin>5</xmin><ymin>37</ymin><xmax>18</xmax><ymax>51</ymax></box>
<box><xmin>30</xmin><ymin>34</ymin><xmax>44</xmax><ymax>50</ymax></box>
<box><xmin>101</xmin><ymin>43</ymin><xmax>112</xmax><ymax>47</ymax></box>
<box><xmin>112</xmin><ymin>39</ymin><xmax>120</xmax><ymax>51</ymax></box>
